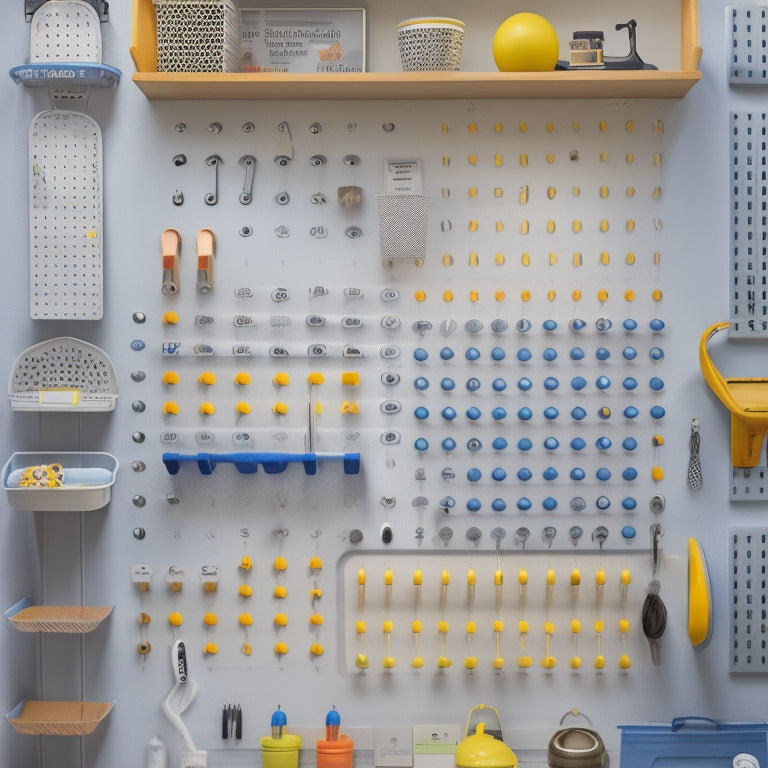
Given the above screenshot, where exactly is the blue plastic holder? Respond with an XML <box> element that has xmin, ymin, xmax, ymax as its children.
<box><xmin>619</xmin><ymin>717</ymin><xmax>768</xmax><ymax>768</ymax></box>
<box><xmin>162</xmin><ymin>451</ymin><xmax>361</xmax><ymax>476</ymax></box>
<box><xmin>10</xmin><ymin>62</ymin><xmax>121</xmax><ymax>89</ymax></box>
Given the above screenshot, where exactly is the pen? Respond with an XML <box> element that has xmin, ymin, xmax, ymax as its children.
<box><xmin>236</xmin><ymin>705</ymin><xmax>243</xmax><ymax>740</ymax></box>
<box><xmin>222</xmin><ymin>705</ymin><xmax>229</xmax><ymax>739</ymax></box>
<box><xmin>326</xmin><ymin>706</ymin><xmax>340</xmax><ymax>741</ymax></box>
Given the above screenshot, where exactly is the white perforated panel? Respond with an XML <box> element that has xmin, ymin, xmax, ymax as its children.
<box><xmin>28</xmin><ymin>110</ymin><xmax>103</xmax><ymax>320</ymax></box>
<box><xmin>29</xmin><ymin>0</ymin><xmax>102</xmax><ymax>63</ymax></box>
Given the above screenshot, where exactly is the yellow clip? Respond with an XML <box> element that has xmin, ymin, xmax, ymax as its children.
<box><xmin>699</xmin><ymin>321</ymin><xmax>768</xmax><ymax>467</ymax></box>
<box><xmin>688</xmin><ymin>538</ymin><xmax>712</xmax><ymax>649</ymax></box>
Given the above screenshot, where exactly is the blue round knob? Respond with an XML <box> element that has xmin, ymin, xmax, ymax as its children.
<box><xmin>649</xmin><ymin>347</ymin><xmax>664</xmax><ymax>361</ymax></box>
<box><xmin>543</xmin><ymin>467</ymin><xmax>558</xmax><ymax>481</ymax></box>
<box><xmin>492</xmin><ymin>378</ymin><xmax>507</xmax><ymax>392</ymax></box>
<box><xmin>623</xmin><ymin>346</ymin><xmax>637</xmax><ymax>361</ymax></box>
<box><xmin>623</xmin><ymin>377</ymin><xmax>638</xmax><ymax>390</ymax></box>
<box><xmin>596</xmin><ymin>436</ymin><xmax>612</xmax><ymax>450</ymax></box>
<box><xmin>571</xmin><ymin>376</ymin><xmax>587</xmax><ymax>390</ymax></box>
<box><xmin>622</xmin><ymin>497</ymin><xmax>637</xmax><ymax>511</ymax></box>
<box><xmin>466</xmin><ymin>377</ymin><xmax>481</xmax><ymax>392</ymax></box>
<box><xmin>570</xmin><ymin>318</ymin><xmax>587</xmax><ymax>331</ymax></box>
<box><xmin>414</xmin><ymin>438</ymin><xmax>429</xmax><ymax>451</ymax></box>
<box><xmin>518</xmin><ymin>467</ymin><xmax>533</xmax><ymax>481</ymax></box>
<box><xmin>442</xmin><ymin>407</ymin><xmax>456</xmax><ymax>420</ymax></box>
<box><xmin>518</xmin><ymin>407</ymin><xmax>533</xmax><ymax>420</ymax></box>
<box><xmin>491</xmin><ymin>467</ymin><xmax>507</xmax><ymax>481</ymax></box>
<box><xmin>596</xmin><ymin>347</ymin><xmax>611</xmax><ymax>361</ymax></box>
<box><xmin>570</xmin><ymin>347</ymin><xmax>585</xmax><ymax>360</ymax></box>
<box><xmin>596</xmin><ymin>375</ymin><xmax>611</xmax><ymax>390</ymax></box>
<box><xmin>570</xmin><ymin>437</ymin><xmax>586</xmax><ymax>451</ymax></box>
<box><xmin>624</xmin><ymin>406</ymin><xmax>639</xmax><ymax>419</ymax></box>
<box><xmin>414</xmin><ymin>376</ymin><xmax>430</xmax><ymax>390</ymax></box>
<box><xmin>441</xmin><ymin>377</ymin><xmax>455</xmax><ymax>391</ymax></box>
<box><xmin>466</xmin><ymin>498</ymin><xmax>481</xmax><ymax>512</ymax></box>
<box><xmin>543</xmin><ymin>406</ymin><xmax>559</xmax><ymax>420</ymax></box>
<box><xmin>517</xmin><ymin>497</ymin><xmax>532</xmax><ymax>511</ymax></box>
<box><xmin>623</xmin><ymin>318</ymin><xmax>638</xmax><ymax>331</ymax></box>
<box><xmin>491</xmin><ymin>498</ymin><xmax>506</xmax><ymax>512</ymax></box>
<box><xmin>442</xmin><ymin>438</ymin><xmax>456</xmax><ymax>451</ymax></box>
<box><xmin>544</xmin><ymin>376</ymin><xmax>559</xmax><ymax>390</ymax></box>
<box><xmin>649</xmin><ymin>376</ymin><xmax>664</xmax><ymax>391</ymax></box>
<box><xmin>414</xmin><ymin>348</ymin><xmax>428</xmax><ymax>361</ymax></box>
<box><xmin>649</xmin><ymin>318</ymin><xmax>665</xmax><ymax>331</ymax></box>
<box><xmin>571</xmin><ymin>406</ymin><xmax>587</xmax><ymax>421</ymax></box>
<box><xmin>414</xmin><ymin>406</ymin><xmax>429</xmax><ymax>420</ymax></box>
<box><xmin>465</xmin><ymin>347</ymin><xmax>480</xmax><ymax>361</ymax></box>
<box><xmin>491</xmin><ymin>407</ymin><xmax>507</xmax><ymax>421</ymax></box>
<box><xmin>491</xmin><ymin>347</ymin><xmax>505</xmax><ymax>361</ymax></box>
<box><xmin>543</xmin><ymin>319</ymin><xmax>557</xmax><ymax>331</ymax></box>
<box><xmin>440</xmin><ymin>347</ymin><xmax>454</xmax><ymax>360</ymax></box>
<box><xmin>492</xmin><ymin>437</ymin><xmax>509</xmax><ymax>450</ymax></box>
<box><xmin>544</xmin><ymin>436</ymin><xmax>559</xmax><ymax>451</ymax></box>
<box><xmin>542</xmin><ymin>496</ymin><xmax>558</xmax><ymax>511</ymax></box>
<box><xmin>650</xmin><ymin>405</ymin><xmax>666</xmax><ymax>419</ymax></box>
<box><xmin>622</xmin><ymin>467</ymin><xmax>638</xmax><ymax>481</ymax></box>
<box><xmin>466</xmin><ymin>406</ymin><xmax>481</xmax><ymax>420</ymax></box>
<box><xmin>570</xmin><ymin>467</ymin><xmax>585</xmax><ymax>481</ymax></box>
<box><xmin>467</xmin><ymin>468</ymin><xmax>482</xmax><ymax>482</ymax></box>
<box><xmin>596</xmin><ymin>467</ymin><xmax>611</xmax><ymax>481</ymax></box>
<box><xmin>517</xmin><ymin>377</ymin><xmax>533</xmax><ymax>391</ymax></box>
<box><xmin>517</xmin><ymin>347</ymin><xmax>532</xmax><ymax>362</ymax></box>
<box><xmin>621</xmin><ymin>525</ymin><xmax>636</xmax><ymax>539</ymax></box>
<box><xmin>543</xmin><ymin>347</ymin><xmax>557</xmax><ymax>361</ymax></box>
<box><xmin>622</xmin><ymin>437</ymin><xmax>638</xmax><ymax>451</ymax></box>
<box><xmin>517</xmin><ymin>438</ymin><xmax>532</xmax><ymax>451</ymax></box>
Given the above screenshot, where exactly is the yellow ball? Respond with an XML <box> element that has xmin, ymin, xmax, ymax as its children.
<box><xmin>493</xmin><ymin>13</ymin><xmax>559</xmax><ymax>72</ymax></box>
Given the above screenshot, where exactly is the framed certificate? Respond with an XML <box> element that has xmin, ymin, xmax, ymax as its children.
<box><xmin>240</xmin><ymin>8</ymin><xmax>366</xmax><ymax>73</ymax></box>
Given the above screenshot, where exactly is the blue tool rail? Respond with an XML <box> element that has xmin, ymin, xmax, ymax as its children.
<box><xmin>161</xmin><ymin>451</ymin><xmax>361</xmax><ymax>476</ymax></box>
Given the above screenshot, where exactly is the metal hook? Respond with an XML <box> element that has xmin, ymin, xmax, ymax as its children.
<box><xmin>274</xmin><ymin>121</ymin><xmax>294</xmax><ymax>165</ymax></box>
<box><xmin>204</xmin><ymin>154</ymin><xmax>222</xmax><ymax>206</ymax></box>
<box><xmin>238</xmin><ymin>155</ymin><xmax>256</xmax><ymax>205</ymax></box>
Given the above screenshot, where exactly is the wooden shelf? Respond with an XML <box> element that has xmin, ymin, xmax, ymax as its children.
<box><xmin>131</xmin><ymin>0</ymin><xmax>701</xmax><ymax>100</ymax></box>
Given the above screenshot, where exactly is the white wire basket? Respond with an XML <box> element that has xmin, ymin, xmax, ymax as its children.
<box><xmin>397</xmin><ymin>17</ymin><xmax>464</xmax><ymax>72</ymax></box>
<box><xmin>8</xmin><ymin>337</ymin><xmax>117</xmax><ymax>412</ymax></box>
<box><xmin>154</xmin><ymin>0</ymin><xmax>242</xmax><ymax>72</ymax></box>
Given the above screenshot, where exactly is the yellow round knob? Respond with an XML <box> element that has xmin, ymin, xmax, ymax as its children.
<box><xmin>168</xmin><ymin>611</ymin><xmax>183</xmax><ymax>627</ymax></box>
<box><xmin>493</xmin><ymin>620</ymin><xmax>504</xmax><ymax>633</ymax></box>
<box><xmin>519</xmin><ymin>620</ymin><xmax>529</xmax><ymax>633</ymax></box>
<box><xmin>651</xmin><ymin>466</ymin><xmax>665</xmax><ymax>481</ymax></box>
<box><xmin>162</xmin><ymin>311</ymin><xmax>179</xmax><ymax>325</ymax></box>
<box><xmin>274</xmin><ymin>642</ymin><xmax>289</xmax><ymax>655</ymax></box>
<box><xmin>309</xmin><ymin>556</ymin><xmax>323</xmax><ymax>570</ymax></box>
<box><xmin>273</xmin><ymin>585</ymin><xmax>287</xmax><ymax>599</ymax></box>
<box><xmin>571</xmin><ymin>619</ymin><xmax>581</xmax><ymax>633</ymax></box>
<box><xmin>383</xmin><ymin>656</ymin><xmax>396</xmax><ymax>668</ymax></box>
<box><xmin>411</xmin><ymin>657</ymin><xmax>424</xmax><ymax>669</ymax></box>
<box><xmin>234</xmin><ymin>372</ymin><xmax>251</xmax><ymax>385</ymax></box>
<box><xmin>493</xmin><ymin>657</ymin><xmax>505</xmax><ymax>669</ymax></box>
<box><xmin>411</xmin><ymin>620</ymin><xmax>422</xmax><ymax>634</ymax></box>
<box><xmin>274</xmin><ymin>556</ymin><xmax>287</xmax><ymax>571</ymax></box>
<box><xmin>238</xmin><ymin>584</ymin><xmax>253</xmax><ymax>597</ymax></box>
<box><xmin>570</xmin><ymin>656</ymin><xmax>582</xmax><ymax>669</ymax></box>
<box><xmin>356</xmin><ymin>620</ymin><xmax>367</xmax><ymax>634</ymax></box>
<box><xmin>438</xmin><ymin>620</ymin><xmax>449</xmax><ymax>633</ymax></box>
<box><xmin>236</xmin><ymin>401</ymin><xmax>251</xmax><ymax>414</ymax></box>
<box><xmin>162</xmin><ymin>371</ymin><xmax>179</xmax><ymax>385</ymax></box>
<box><xmin>203</xmin><ymin>612</ymin><xmax>218</xmax><ymax>626</ymax></box>
<box><xmin>382</xmin><ymin>620</ymin><xmax>393</xmax><ymax>634</ymax></box>
<box><xmin>310</xmin><ymin>643</ymin><xmax>324</xmax><ymax>656</ymax></box>
<box><xmin>239</xmin><ymin>613</ymin><xmax>253</xmax><ymax>626</ymax></box>
<box><xmin>310</xmin><ymin>614</ymin><xmax>324</xmax><ymax>626</ymax></box>
<box><xmin>163</xmin><ymin>401</ymin><xmax>179</xmax><ymax>415</ymax></box>
<box><xmin>274</xmin><ymin>613</ymin><xmax>288</xmax><ymax>627</ymax></box>
<box><xmin>240</xmin><ymin>555</ymin><xmax>252</xmax><ymax>570</ymax></box>
<box><xmin>242</xmin><ymin>643</ymin><xmax>252</xmax><ymax>656</ymax></box>
<box><xmin>355</xmin><ymin>654</ymin><xmax>369</xmax><ymax>668</ymax></box>
<box><xmin>414</xmin><ymin>290</ymin><xmax>426</xmax><ymax>302</ymax></box>
<box><xmin>464</xmin><ymin>656</ymin><xmax>478</xmax><ymax>669</ymax></box>
<box><xmin>273</xmin><ymin>372</ymin><xmax>290</xmax><ymax>386</ymax></box>
<box><xmin>199</xmin><ymin>371</ymin><xmax>216</xmax><ymax>385</ymax></box>
<box><xmin>437</xmin><ymin>656</ymin><xmax>452</xmax><ymax>668</ymax></box>
<box><xmin>594</xmin><ymin>655</ymin><xmax>606</xmax><ymax>669</ymax></box>
<box><xmin>466</xmin><ymin>621</ymin><xmax>477</xmax><ymax>634</ymax></box>
<box><xmin>199</xmin><ymin>401</ymin><xmax>215</xmax><ymax>415</ymax></box>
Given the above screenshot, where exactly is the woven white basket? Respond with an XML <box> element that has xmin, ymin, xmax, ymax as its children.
<box><xmin>397</xmin><ymin>17</ymin><xmax>464</xmax><ymax>72</ymax></box>
<box><xmin>154</xmin><ymin>0</ymin><xmax>241</xmax><ymax>72</ymax></box>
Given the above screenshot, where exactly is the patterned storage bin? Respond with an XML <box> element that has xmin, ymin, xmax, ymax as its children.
<box><xmin>154</xmin><ymin>0</ymin><xmax>241</xmax><ymax>72</ymax></box>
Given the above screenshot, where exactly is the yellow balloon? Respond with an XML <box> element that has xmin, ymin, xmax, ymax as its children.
<box><xmin>493</xmin><ymin>13</ymin><xmax>559</xmax><ymax>72</ymax></box>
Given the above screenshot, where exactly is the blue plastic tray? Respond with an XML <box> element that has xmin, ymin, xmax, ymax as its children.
<box><xmin>619</xmin><ymin>717</ymin><xmax>768</xmax><ymax>768</ymax></box>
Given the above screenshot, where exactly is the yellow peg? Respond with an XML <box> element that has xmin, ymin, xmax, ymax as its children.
<box><xmin>541</xmin><ymin>621</ymin><xmax>556</xmax><ymax>669</ymax></box>
<box><xmin>440</xmin><ymin>568</ymin><xmax>450</xmax><ymax>605</ymax></box>
<box><xmin>493</xmin><ymin>620</ymin><xmax>505</xmax><ymax>669</ymax></box>
<box><xmin>518</xmin><ymin>620</ymin><xmax>532</xmax><ymax>667</ymax></box>
<box><xmin>467</xmin><ymin>567</ymin><xmax>476</xmax><ymax>603</ymax></box>
<box><xmin>357</xmin><ymin>567</ymin><xmax>366</xmax><ymax>611</ymax></box>
<box><xmin>384</xmin><ymin>568</ymin><xmax>393</xmax><ymax>610</ymax></box>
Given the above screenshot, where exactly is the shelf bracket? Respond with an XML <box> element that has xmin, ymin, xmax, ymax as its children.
<box><xmin>25</xmin><ymin>0</ymin><xmax>109</xmax><ymax>22</ymax></box>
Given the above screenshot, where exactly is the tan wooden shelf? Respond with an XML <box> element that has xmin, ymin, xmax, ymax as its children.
<box><xmin>130</xmin><ymin>0</ymin><xmax>701</xmax><ymax>100</ymax></box>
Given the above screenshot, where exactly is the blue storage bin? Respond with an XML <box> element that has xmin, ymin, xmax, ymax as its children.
<box><xmin>619</xmin><ymin>717</ymin><xmax>768</xmax><ymax>768</ymax></box>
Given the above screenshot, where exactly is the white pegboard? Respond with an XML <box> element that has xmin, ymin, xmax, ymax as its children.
<box><xmin>28</xmin><ymin>109</ymin><xmax>103</xmax><ymax>320</ymax></box>
<box><xmin>729</xmin><ymin>111</ymin><xmax>768</xmax><ymax>336</ymax></box>
<box><xmin>728</xmin><ymin>4</ymin><xmax>768</xmax><ymax>84</ymax></box>
<box><xmin>29</xmin><ymin>0</ymin><xmax>102</xmax><ymax>63</ymax></box>
<box><xmin>730</xmin><ymin>528</ymin><xmax>768</xmax><ymax>672</ymax></box>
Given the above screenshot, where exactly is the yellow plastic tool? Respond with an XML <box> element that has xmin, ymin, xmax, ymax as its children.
<box><xmin>687</xmin><ymin>538</ymin><xmax>712</xmax><ymax>650</ymax></box>
<box><xmin>700</xmin><ymin>321</ymin><xmax>768</xmax><ymax>467</ymax></box>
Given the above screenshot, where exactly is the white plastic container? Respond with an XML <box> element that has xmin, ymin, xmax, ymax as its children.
<box><xmin>2</xmin><ymin>452</ymin><xmax>118</xmax><ymax>511</ymax></box>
